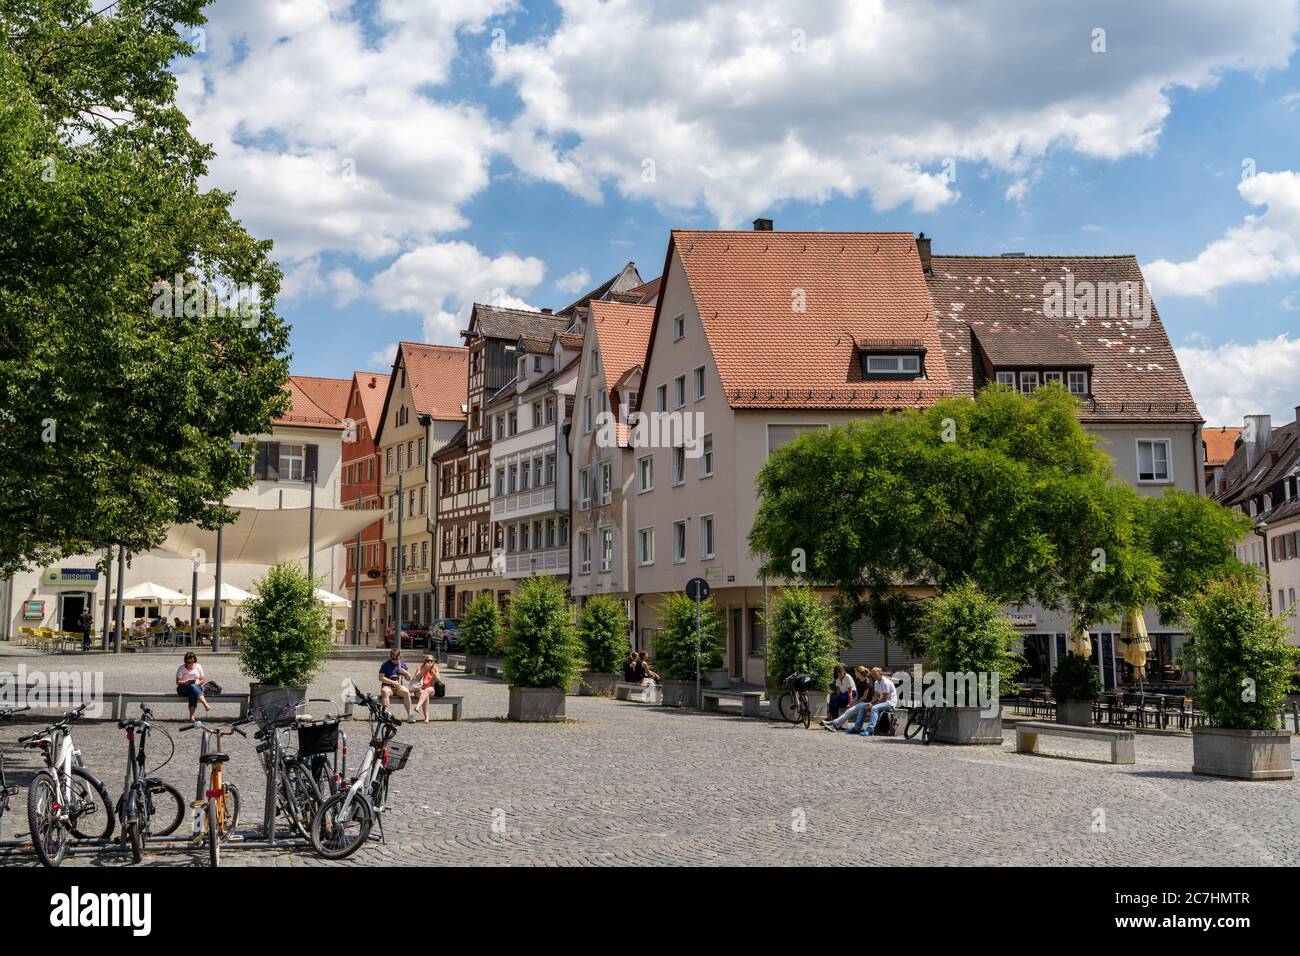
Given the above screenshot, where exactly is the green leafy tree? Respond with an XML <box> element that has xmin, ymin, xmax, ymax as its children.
<box><xmin>1050</xmin><ymin>652</ymin><xmax>1103</xmax><ymax>702</ymax></box>
<box><xmin>460</xmin><ymin>592</ymin><xmax>503</xmax><ymax>657</ymax></box>
<box><xmin>0</xmin><ymin>0</ymin><xmax>290</xmax><ymax>576</ymax></box>
<box><xmin>577</xmin><ymin>596</ymin><xmax>630</xmax><ymax>673</ymax></box>
<box><xmin>916</xmin><ymin>581</ymin><xmax>1024</xmax><ymax>701</ymax></box>
<box><xmin>1187</xmin><ymin>578</ymin><xmax>1292</xmax><ymax>730</ymax></box>
<box><xmin>238</xmin><ymin>564</ymin><xmax>333</xmax><ymax>686</ymax></box>
<box><xmin>765</xmin><ymin>587</ymin><xmax>839</xmax><ymax>692</ymax></box>
<box><xmin>503</xmin><ymin>576</ymin><xmax>581</xmax><ymax>690</ymax></box>
<box><xmin>653</xmin><ymin>593</ymin><xmax>724</xmax><ymax>681</ymax></box>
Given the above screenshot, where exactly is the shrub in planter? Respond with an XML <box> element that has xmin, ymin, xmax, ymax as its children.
<box><xmin>577</xmin><ymin>596</ymin><xmax>630</xmax><ymax>696</ymax></box>
<box><xmin>766</xmin><ymin>586</ymin><xmax>838</xmax><ymax>694</ymax></box>
<box><xmin>919</xmin><ymin>581</ymin><xmax>1024</xmax><ymax>744</ymax></box>
<box><xmin>238</xmin><ymin>563</ymin><xmax>334</xmax><ymax>721</ymax></box>
<box><xmin>654</xmin><ymin>593</ymin><xmax>724</xmax><ymax>706</ymax></box>
<box><xmin>504</xmin><ymin>577</ymin><xmax>581</xmax><ymax>720</ymax></box>
<box><xmin>1187</xmin><ymin>579</ymin><xmax>1293</xmax><ymax>779</ymax></box>
<box><xmin>1050</xmin><ymin>651</ymin><xmax>1101</xmax><ymax>725</ymax></box>
<box><xmin>461</xmin><ymin>592</ymin><xmax>504</xmax><ymax>671</ymax></box>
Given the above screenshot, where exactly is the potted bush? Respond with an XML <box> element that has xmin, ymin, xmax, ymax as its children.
<box><xmin>1050</xmin><ymin>651</ymin><xmax>1101</xmax><ymax>726</ymax></box>
<box><xmin>577</xmin><ymin>596</ymin><xmax>629</xmax><ymax>697</ymax></box>
<box><xmin>765</xmin><ymin>587</ymin><xmax>838</xmax><ymax>721</ymax></box>
<box><xmin>461</xmin><ymin>592</ymin><xmax>503</xmax><ymax>675</ymax></box>
<box><xmin>238</xmin><ymin>563</ymin><xmax>334</xmax><ymax>723</ymax></box>
<box><xmin>1187</xmin><ymin>579</ymin><xmax>1293</xmax><ymax>780</ymax></box>
<box><xmin>653</xmin><ymin>593</ymin><xmax>724</xmax><ymax>707</ymax></box>
<box><xmin>918</xmin><ymin>581</ymin><xmax>1023</xmax><ymax>744</ymax></box>
<box><xmin>503</xmin><ymin>576</ymin><xmax>581</xmax><ymax>721</ymax></box>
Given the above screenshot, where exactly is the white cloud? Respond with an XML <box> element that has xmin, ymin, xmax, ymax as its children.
<box><xmin>1004</xmin><ymin>179</ymin><xmax>1030</xmax><ymax>205</ymax></box>
<box><xmin>368</xmin><ymin>342</ymin><xmax>399</xmax><ymax>370</ymax></box>
<box><xmin>491</xmin><ymin>0</ymin><xmax>1297</xmax><ymax>225</ymax></box>
<box><xmin>1282</xmin><ymin>291</ymin><xmax>1300</xmax><ymax>311</ymax></box>
<box><xmin>1177</xmin><ymin>334</ymin><xmax>1300</xmax><ymax>425</ymax></box>
<box><xmin>555</xmin><ymin>268</ymin><xmax>592</xmax><ymax>294</ymax></box>
<box><xmin>1145</xmin><ymin>170</ymin><xmax>1300</xmax><ymax>298</ymax></box>
<box><xmin>369</xmin><ymin>241</ymin><xmax>546</xmax><ymax>343</ymax></box>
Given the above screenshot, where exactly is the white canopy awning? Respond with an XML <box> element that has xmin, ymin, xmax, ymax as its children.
<box><xmin>98</xmin><ymin>581</ymin><xmax>189</xmax><ymax>606</ymax></box>
<box><xmin>195</xmin><ymin>583</ymin><xmax>254</xmax><ymax>606</ymax></box>
<box><xmin>314</xmin><ymin>588</ymin><xmax>351</xmax><ymax>608</ymax></box>
<box><xmin>158</xmin><ymin>506</ymin><xmax>378</xmax><ymax>565</ymax></box>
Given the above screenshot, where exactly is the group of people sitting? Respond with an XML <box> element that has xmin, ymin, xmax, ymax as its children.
<box><xmin>622</xmin><ymin>652</ymin><xmax>660</xmax><ymax>685</ymax></box>
<box><xmin>378</xmin><ymin>648</ymin><xmax>445</xmax><ymax>722</ymax></box>
<box><xmin>820</xmin><ymin>664</ymin><xmax>898</xmax><ymax>737</ymax></box>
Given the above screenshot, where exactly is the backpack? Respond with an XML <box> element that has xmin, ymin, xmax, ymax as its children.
<box><xmin>874</xmin><ymin>709</ymin><xmax>896</xmax><ymax>737</ymax></box>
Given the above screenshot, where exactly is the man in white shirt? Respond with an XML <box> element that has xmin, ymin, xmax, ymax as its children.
<box><xmin>821</xmin><ymin>667</ymin><xmax>896</xmax><ymax>736</ymax></box>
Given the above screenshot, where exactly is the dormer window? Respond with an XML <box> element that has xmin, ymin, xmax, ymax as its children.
<box><xmin>1067</xmin><ymin>370</ymin><xmax>1088</xmax><ymax>395</ymax></box>
<box><xmin>995</xmin><ymin>371</ymin><xmax>1015</xmax><ymax>388</ymax></box>
<box><xmin>859</xmin><ymin>343</ymin><xmax>925</xmax><ymax>380</ymax></box>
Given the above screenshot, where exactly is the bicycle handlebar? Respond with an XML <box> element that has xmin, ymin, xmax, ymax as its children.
<box><xmin>0</xmin><ymin>704</ymin><xmax>31</xmax><ymax>719</ymax></box>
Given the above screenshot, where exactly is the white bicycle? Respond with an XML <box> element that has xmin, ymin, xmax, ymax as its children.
<box><xmin>308</xmin><ymin>687</ymin><xmax>410</xmax><ymax>860</ymax></box>
<box><xmin>23</xmin><ymin>702</ymin><xmax>116</xmax><ymax>867</ymax></box>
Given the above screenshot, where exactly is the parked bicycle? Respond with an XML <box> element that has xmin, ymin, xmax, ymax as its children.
<box><xmin>181</xmin><ymin>716</ymin><xmax>251</xmax><ymax>867</ymax></box>
<box><xmin>0</xmin><ymin>705</ymin><xmax>31</xmax><ymax>829</ymax></box>
<box><xmin>21</xmin><ymin>702</ymin><xmax>115</xmax><ymax>867</ymax></box>
<box><xmin>116</xmin><ymin>705</ymin><xmax>184</xmax><ymax>862</ymax></box>
<box><xmin>903</xmin><ymin>699</ymin><xmax>940</xmax><ymax>744</ymax></box>
<box><xmin>253</xmin><ymin>701</ymin><xmax>329</xmax><ymax>840</ymax></box>
<box><xmin>776</xmin><ymin>672</ymin><xmax>815</xmax><ymax>729</ymax></box>
<box><xmin>309</xmin><ymin>687</ymin><xmax>411</xmax><ymax>860</ymax></box>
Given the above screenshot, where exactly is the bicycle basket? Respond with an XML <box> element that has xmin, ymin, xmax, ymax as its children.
<box><xmin>296</xmin><ymin>718</ymin><xmax>340</xmax><ymax>756</ymax></box>
<box><xmin>786</xmin><ymin>673</ymin><xmax>815</xmax><ymax>691</ymax></box>
<box><xmin>384</xmin><ymin>740</ymin><xmax>413</xmax><ymax>772</ymax></box>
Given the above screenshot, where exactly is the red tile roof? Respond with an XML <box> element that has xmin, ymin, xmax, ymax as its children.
<box><xmin>1203</xmin><ymin>426</ymin><xmax>1243</xmax><ymax>467</ymax></box>
<box><xmin>590</xmin><ymin>300</ymin><xmax>655</xmax><ymax>403</ymax></box>
<box><xmin>401</xmin><ymin>343</ymin><xmax>468</xmax><ymax>421</ymax></box>
<box><xmin>930</xmin><ymin>255</ymin><xmax>1200</xmax><ymax>422</ymax></box>
<box><xmin>663</xmin><ymin>231</ymin><xmax>951</xmax><ymax>409</ymax></box>
<box><xmin>275</xmin><ymin>375</ymin><xmax>351</xmax><ymax>430</ymax></box>
<box><xmin>352</xmin><ymin>371</ymin><xmax>391</xmax><ymax>435</ymax></box>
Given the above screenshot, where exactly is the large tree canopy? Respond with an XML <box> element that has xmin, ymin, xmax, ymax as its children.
<box><xmin>0</xmin><ymin>0</ymin><xmax>289</xmax><ymax>576</ymax></box>
<box><xmin>749</xmin><ymin>386</ymin><xmax>1253</xmax><ymax>649</ymax></box>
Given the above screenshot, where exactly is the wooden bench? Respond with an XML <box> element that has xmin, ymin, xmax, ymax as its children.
<box><xmin>701</xmin><ymin>688</ymin><xmax>763</xmax><ymax>718</ymax></box>
<box><xmin>1015</xmin><ymin>721</ymin><xmax>1135</xmax><ymax>765</ymax></box>
<box><xmin>344</xmin><ymin>695</ymin><xmax>463</xmax><ymax>721</ymax></box>
<box><xmin>614</xmin><ymin>681</ymin><xmax>661</xmax><ymax>704</ymax></box>
<box><xmin>109</xmin><ymin>691</ymin><xmax>249</xmax><ymax>720</ymax></box>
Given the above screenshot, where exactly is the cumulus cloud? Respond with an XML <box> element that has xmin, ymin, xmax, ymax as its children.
<box><xmin>368</xmin><ymin>342</ymin><xmax>399</xmax><ymax>370</ymax></box>
<box><xmin>1177</xmin><ymin>334</ymin><xmax>1300</xmax><ymax>425</ymax></box>
<box><xmin>491</xmin><ymin>0</ymin><xmax>1297</xmax><ymax>225</ymax></box>
<box><xmin>555</xmin><ymin>268</ymin><xmax>592</xmax><ymax>294</ymax></box>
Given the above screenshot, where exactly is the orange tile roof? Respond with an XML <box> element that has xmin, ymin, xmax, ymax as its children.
<box><xmin>401</xmin><ymin>343</ymin><xmax>468</xmax><ymax>421</ymax></box>
<box><xmin>352</xmin><ymin>371</ymin><xmax>391</xmax><ymax>434</ymax></box>
<box><xmin>275</xmin><ymin>375</ymin><xmax>351</xmax><ymax>430</ymax></box>
<box><xmin>662</xmin><ymin>231</ymin><xmax>951</xmax><ymax>409</ymax></box>
<box><xmin>1203</xmin><ymin>426</ymin><xmax>1243</xmax><ymax>467</ymax></box>
<box><xmin>590</xmin><ymin>300</ymin><xmax>655</xmax><ymax>407</ymax></box>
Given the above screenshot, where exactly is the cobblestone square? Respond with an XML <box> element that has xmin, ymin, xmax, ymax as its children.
<box><xmin>0</xmin><ymin>649</ymin><xmax>1296</xmax><ymax>867</ymax></box>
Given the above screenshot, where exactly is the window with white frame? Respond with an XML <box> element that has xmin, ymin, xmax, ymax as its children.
<box><xmin>583</xmin><ymin>396</ymin><xmax>592</xmax><ymax>433</ymax></box>
<box><xmin>600</xmin><ymin>461</ymin><xmax>613</xmax><ymax>504</ymax></box>
<box><xmin>1137</xmin><ymin>439</ymin><xmax>1171</xmax><ymax>483</ymax></box>
<box><xmin>1043</xmin><ymin>371</ymin><xmax>1063</xmax><ymax>387</ymax></box>
<box><xmin>672</xmin><ymin>520</ymin><xmax>687</xmax><ymax>563</ymax></box>
<box><xmin>656</xmin><ymin>384</ymin><xmax>667</xmax><ymax>412</ymax></box>
<box><xmin>674</xmin><ymin>375</ymin><xmax>686</xmax><ymax>409</ymax></box>
<box><xmin>693</xmin><ymin>366</ymin><xmax>706</xmax><ymax>401</ymax></box>
<box><xmin>637</xmin><ymin>528</ymin><xmax>655</xmax><ymax>565</ymax></box>
<box><xmin>1067</xmin><ymin>370</ymin><xmax>1088</xmax><ymax>395</ymax></box>
<box><xmin>578</xmin><ymin>532</ymin><xmax>591</xmax><ymax>573</ymax></box>
<box><xmin>699</xmin><ymin>514</ymin><xmax>715</xmax><ymax>559</ymax></box>
<box><xmin>672</xmin><ymin>446</ymin><xmax>685</xmax><ymax>485</ymax></box>
<box><xmin>864</xmin><ymin>354</ymin><xmax>921</xmax><ymax>376</ymax></box>
<box><xmin>1019</xmin><ymin>371</ymin><xmax>1039</xmax><ymax>394</ymax></box>
<box><xmin>995</xmin><ymin>371</ymin><xmax>1015</xmax><ymax>387</ymax></box>
<box><xmin>599</xmin><ymin>528</ymin><xmax>614</xmax><ymax>572</ymax></box>
<box><xmin>672</xmin><ymin>313</ymin><xmax>685</xmax><ymax>341</ymax></box>
<box><xmin>699</xmin><ymin>434</ymin><xmax>714</xmax><ymax>478</ymax></box>
<box><xmin>278</xmin><ymin>444</ymin><xmax>305</xmax><ymax>481</ymax></box>
<box><xmin>579</xmin><ymin>467</ymin><xmax>591</xmax><ymax>509</ymax></box>
<box><xmin>637</xmin><ymin>455</ymin><xmax>654</xmax><ymax>492</ymax></box>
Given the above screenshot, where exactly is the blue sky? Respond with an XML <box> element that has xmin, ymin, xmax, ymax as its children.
<box><xmin>175</xmin><ymin>0</ymin><xmax>1300</xmax><ymax>426</ymax></box>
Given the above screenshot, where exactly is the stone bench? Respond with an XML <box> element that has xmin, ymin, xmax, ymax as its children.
<box><xmin>701</xmin><ymin>688</ymin><xmax>763</xmax><ymax>718</ymax></box>
<box><xmin>109</xmin><ymin>691</ymin><xmax>249</xmax><ymax>720</ymax></box>
<box><xmin>446</xmin><ymin>655</ymin><xmax>466</xmax><ymax>671</ymax></box>
<box><xmin>484</xmin><ymin>662</ymin><xmax>505</xmax><ymax>679</ymax></box>
<box><xmin>614</xmin><ymin>681</ymin><xmax>661</xmax><ymax>704</ymax></box>
<box><xmin>1015</xmin><ymin>721</ymin><xmax>1135</xmax><ymax>765</ymax></box>
<box><xmin>344</xmin><ymin>695</ymin><xmax>463</xmax><ymax>721</ymax></box>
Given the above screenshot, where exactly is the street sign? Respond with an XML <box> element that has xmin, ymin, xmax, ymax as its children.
<box><xmin>685</xmin><ymin>577</ymin><xmax>710</xmax><ymax>601</ymax></box>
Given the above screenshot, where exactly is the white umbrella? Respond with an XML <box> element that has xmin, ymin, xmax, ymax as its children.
<box><xmin>1068</xmin><ymin>626</ymin><xmax>1092</xmax><ymax>659</ymax></box>
<box><xmin>313</xmin><ymin>588</ymin><xmax>351</xmax><ymax>608</ymax></box>
<box><xmin>195</xmin><ymin>582</ymin><xmax>253</xmax><ymax>606</ymax></box>
<box><xmin>98</xmin><ymin>581</ymin><xmax>189</xmax><ymax>605</ymax></box>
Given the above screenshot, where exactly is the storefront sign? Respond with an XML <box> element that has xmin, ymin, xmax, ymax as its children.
<box><xmin>1007</xmin><ymin>611</ymin><xmax>1037</xmax><ymax>628</ymax></box>
<box><xmin>42</xmin><ymin>567</ymin><xmax>99</xmax><ymax>587</ymax></box>
<box><xmin>23</xmin><ymin>600</ymin><xmax>45</xmax><ymax>620</ymax></box>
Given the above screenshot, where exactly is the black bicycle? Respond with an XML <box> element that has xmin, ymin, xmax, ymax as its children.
<box><xmin>0</xmin><ymin>705</ymin><xmax>32</xmax><ymax>829</ymax></box>
<box><xmin>254</xmin><ymin>702</ymin><xmax>330</xmax><ymax>839</ymax></box>
<box><xmin>776</xmin><ymin>673</ymin><xmax>814</xmax><ymax>729</ymax></box>
<box><xmin>116</xmin><ymin>705</ymin><xmax>184</xmax><ymax>862</ymax></box>
<box><xmin>903</xmin><ymin>700</ymin><xmax>941</xmax><ymax>744</ymax></box>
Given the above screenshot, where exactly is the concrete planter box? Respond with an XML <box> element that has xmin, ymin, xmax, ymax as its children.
<box><xmin>249</xmin><ymin>683</ymin><xmax>307</xmax><ymax>726</ymax></box>
<box><xmin>465</xmin><ymin>654</ymin><xmax>486</xmax><ymax>675</ymax></box>
<box><xmin>660</xmin><ymin>680</ymin><xmax>698</xmax><ymax>708</ymax></box>
<box><xmin>1057</xmin><ymin>699</ymin><xmax>1094</xmax><ymax>726</ymax></box>
<box><xmin>564</xmin><ymin>678</ymin><xmax>582</xmax><ymax>696</ymax></box>
<box><xmin>764</xmin><ymin>689</ymin><xmax>831</xmax><ymax>721</ymax></box>
<box><xmin>709</xmin><ymin>668</ymin><xmax>730</xmax><ymax>689</ymax></box>
<box><xmin>579</xmin><ymin>671</ymin><xmax>617</xmax><ymax>697</ymax></box>
<box><xmin>933</xmin><ymin>705</ymin><xmax>1003</xmax><ymax>745</ymax></box>
<box><xmin>507</xmin><ymin>686</ymin><xmax>567</xmax><ymax>722</ymax></box>
<box><xmin>1192</xmin><ymin>727</ymin><xmax>1293</xmax><ymax>780</ymax></box>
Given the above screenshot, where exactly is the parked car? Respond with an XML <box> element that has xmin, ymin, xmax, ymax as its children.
<box><xmin>384</xmin><ymin>621</ymin><xmax>429</xmax><ymax>650</ymax></box>
<box><xmin>431</xmin><ymin>618</ymin><xmax>462</xmax><ymax>653</ymax></box>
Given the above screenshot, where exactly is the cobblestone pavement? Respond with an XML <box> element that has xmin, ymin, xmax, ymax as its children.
<box><xmin>0</xmin><ymin>649</ymin><xmax>1296</xmax><ymax>866</ymax></box>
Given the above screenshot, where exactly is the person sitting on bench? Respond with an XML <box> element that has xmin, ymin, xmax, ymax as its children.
<box><xmin>379</xmin><ymin>648</ymin><xmax>415</xmax><ymax>722</ymax></box>
<box><xmin>622</xmin><ymin>653</ymin><xmax>640</xmax><ymax>683</ymax></box>
<box><xmin>175</xmin><ymin>651</ymin><xmax>210</xmax><ymax>720</ymax></box>
<box><xmin>821</xmin><ymin>667</ymin><xmax>896</xmax><ymax>736</ymax></box>
<box><xmin>411</xmin><ymin>654</ymin><xmax>443</xmax><ymax>723</ymax></box>
<box><xmin>828</xmin><ymin>664</ymin><xmax>857</xmax><ymax>719</ymax></box>
<box><xmin>635</xmin><ymin>651</ymin><xmax>660</xmax><ymax>685</ymax></box>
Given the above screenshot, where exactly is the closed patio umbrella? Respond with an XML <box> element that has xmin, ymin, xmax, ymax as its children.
<box><xmin>1068</xmin><ymin>626</ymin><xmax>1092</xmax><ymax>659</ymax></box>
<box><xmin>1121</xmin><ymin>611</ymin><xmax>1152</xmax><ymax>685</ymax></box>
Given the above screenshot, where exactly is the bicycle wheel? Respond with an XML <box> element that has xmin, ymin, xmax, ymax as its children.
<box><xmin>206</xmin><ymin>798</ymin><xmax>220</xmax><ymax>868</ymax></box>
<box><xmin>218</xmin><ymin>784</ymin><xmax>240</xmax><ymax>841</ymax></box>
<box><xmin>282</xmin><ymin>762</ymin><xmax>321</xmax><ymax>837</ymax></box>
<box><xmin>800</xmin><ymin>695</ymin><xmax>811</xmax><ymax>729</ymax></box>
<box><xmin>146</xmin><ymin>778</ymin><xmax>185</xmax><ymax>837</ymax></box>
<box><xmin>903</xmin><ymin>706</ymin><xmax>924</xmax><ymax>739</ymax></box>
<box><xmin>125</xmin><ymin>796</ymin><xmax>144</xmax><ymax>864</ymax></box>
<box><xmin>310</xmin><ymin>789</ymin><xmax>374</xmax><ymax>860</ymax></box>
<box><xmin>776</xmin><ymin>691</ymin><xmax>798</xmax><ymax>723</ymax></box>
<box><xmin>371</xmin><ymin>771</ymin><xmax>390</xmax><ymax>811</ymax></box>
<box><xmin>68</xmin><ymin>766</ymin><xmax>115</xmax><ymax>841</ymax></box>
<box><xmin>922</xmin><ymin>707</ymin><xmax>939</xmax><ymax>745</ymax></box>
<box><xmin>26</xmin><ymin>770</ymin><xmax>66</xmax><ymax>867</ymax></box>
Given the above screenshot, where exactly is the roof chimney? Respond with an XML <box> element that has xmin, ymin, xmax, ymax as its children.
<box><xmin>1295</xmin><ymin>405</ymin><xmax>1300</xmax><ymax>425</ymax></box>
<box><xmin>1244</xmin><ymin>414</ymin><xmax>1272</xmax><ymax>471</ymax></box>
<box><xmin>541</xmin><ymin>308</ymin><xmax>552</xmax><ymax>314</ymax></box>
<box><xmin>916</xmin><ymin>233</ymin><xmax>932</xmax><ymax>274</ymax></box>
<box><xmin>752</xmin><ymin>218</ymin><xmax>773</xmax><ymax>232</ymax></box>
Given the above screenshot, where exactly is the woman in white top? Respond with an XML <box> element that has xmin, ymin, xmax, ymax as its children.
<box><xmin>829</xmin><ymin>664</ymin><xmax>857</xmax><ymax>719</ymax></box>
<box><xmin>175</xmin><ymin>652</ymin><xmax>210</xmax><ymax>719</ymax></box>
